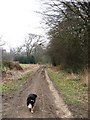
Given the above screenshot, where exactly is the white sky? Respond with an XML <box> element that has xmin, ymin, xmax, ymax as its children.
<box><xmin>0</xmin><ymin>0</ymin><xmax>45</xmax><ymax>51</ymax></box>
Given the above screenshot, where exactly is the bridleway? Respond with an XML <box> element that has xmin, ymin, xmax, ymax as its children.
<box><xmin>2</xmin><ymin>67</ymin><xmax>73</xmax><ymax>118</ymax></box>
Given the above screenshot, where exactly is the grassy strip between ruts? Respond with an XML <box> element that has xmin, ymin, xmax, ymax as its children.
<box><xmin>48</xmin><ymin>68</ymin><xmax>88</xmax><ymax>106</ymax></box>
<box><xmin>0</xmin><ymin>71</ymin><xmax>34</xmax><ymax>92</ymax></box>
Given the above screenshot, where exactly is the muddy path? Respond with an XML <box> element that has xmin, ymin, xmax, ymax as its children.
<box><xmin>2</xmin><ymin>67</ymin><xmax>73</xmax><ymax>118</ymax></box>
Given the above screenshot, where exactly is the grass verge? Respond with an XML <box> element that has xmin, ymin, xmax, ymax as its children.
<box><xmin>0</xmin><ymin>71</ymin><xmax>34</xmax><ymax>92</ymax></box>
<box><xmin>48</xmin><ymin>68</ymin><xmax>88</xmax><ymax>106</ymax></box>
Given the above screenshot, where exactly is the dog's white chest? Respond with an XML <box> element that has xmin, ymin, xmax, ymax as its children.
<box><xmin>28</xmin><ymin>104</ymin><xmax>32</xmax><ymax>109</ymax></box>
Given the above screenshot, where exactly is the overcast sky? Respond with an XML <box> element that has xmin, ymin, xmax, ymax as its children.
<box><xmin>0</xmin><ymin>0</ymin><xmax>45</xmax><ymax>51</ymax></box>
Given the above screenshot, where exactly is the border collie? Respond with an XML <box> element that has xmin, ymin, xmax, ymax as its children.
<box><xmin>27</xmin><ymin>94</ymin><xmax>37</xmax><ymax>113</ymax></box>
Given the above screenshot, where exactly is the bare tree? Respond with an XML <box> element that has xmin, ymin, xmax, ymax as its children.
<box><xmin>23</xmin><ymin>33</ymin><xmax>45</xmax><ymax>57</ymax></box>
<box><xmin>40</xmin><ymin>0</ymin><xmax>89</xmax><ymax>72</ymax></box>
<box><xmin>0</xmin><ymin>35</ymin><xmax>5</xmax><ymax>46</ymax></box>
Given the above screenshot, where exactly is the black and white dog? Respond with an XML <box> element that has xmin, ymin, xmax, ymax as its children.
<box><xmin>27</xmin><ymin>94</ymin><xmax>37</xmax><ymax>113</ymax></box>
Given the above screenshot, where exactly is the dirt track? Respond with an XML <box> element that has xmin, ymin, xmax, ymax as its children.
<box><xmin>2</xmin><ymin>67</ymin><xmax>73</xmax><ymax>118</ymax></box>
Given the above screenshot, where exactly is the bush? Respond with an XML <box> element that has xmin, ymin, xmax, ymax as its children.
<box><xmin>2</xmin><ymin>61</ymin><xmax>23</xmax><ymax>70</ymax></box>
<box><xmin>14</xmin><ymin>55</ymin><xmax>36</xmax><ymax>64</ymax></box>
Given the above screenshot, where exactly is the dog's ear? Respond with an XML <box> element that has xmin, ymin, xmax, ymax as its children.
<box><xmin>35</xmin><ymin>94</ymin><xmax>37</xmax><ymax>98</ymax></box>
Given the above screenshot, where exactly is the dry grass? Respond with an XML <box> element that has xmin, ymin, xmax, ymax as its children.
<box><xmin>1</xmin><ymin>64</ymin><xmax>40</xmax><ymax>92</ymax></box>
<box><xmin>52</xmin><ymin>66</ymin><xmax>88</xmax><ymax>87</ymax></box>
<box><xmin>80</xmin><ymin>68</ymin><xmax>88</xmax><ymax>86</ymax></box>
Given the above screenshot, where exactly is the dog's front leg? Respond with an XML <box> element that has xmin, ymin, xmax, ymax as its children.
<box><xmin>31</xmin><ymin>106</ymin><xmax>34</xmax><ymax>113</ymax></box>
